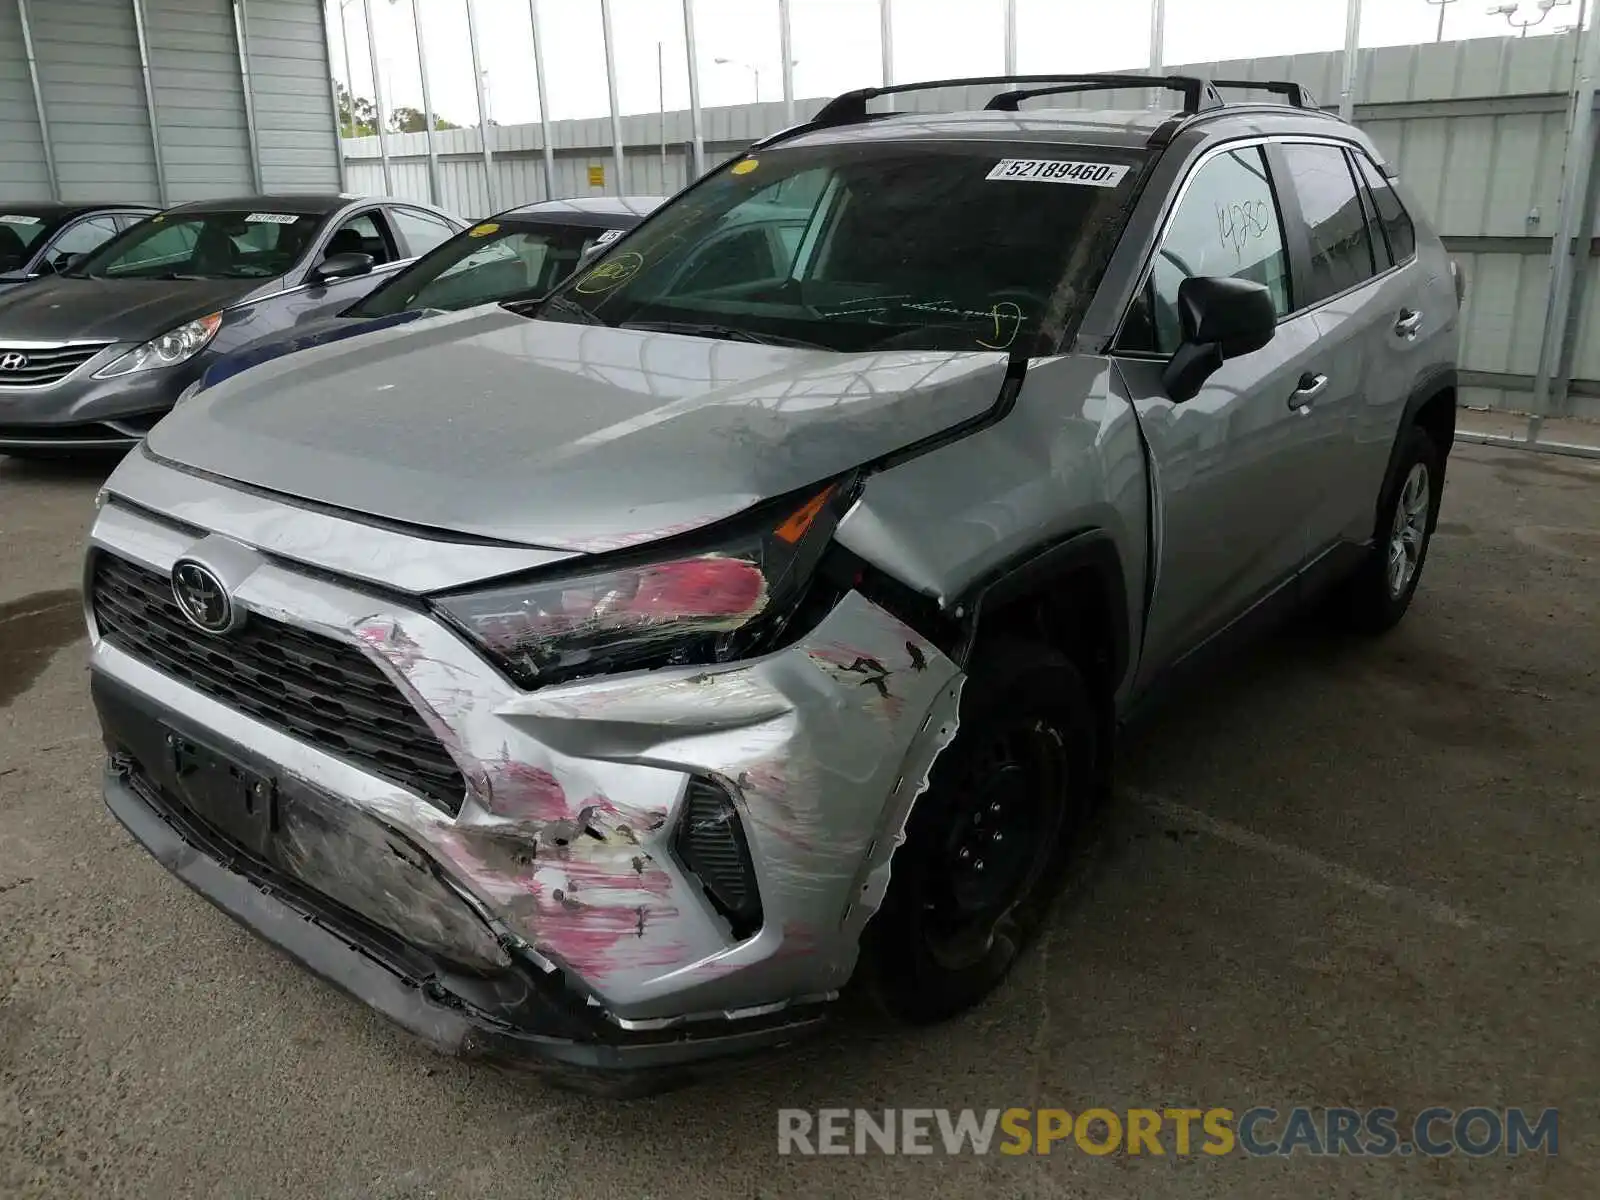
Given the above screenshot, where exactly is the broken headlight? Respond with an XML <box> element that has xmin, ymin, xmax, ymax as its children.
<box><xmin>433</xmin><ymin>478</ymin><xmax>853</xmax><ymax>689</ymax></box>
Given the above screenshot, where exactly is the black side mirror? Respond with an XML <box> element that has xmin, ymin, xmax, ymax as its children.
<box><xmin>310</xmin><ymin>251</ymin><xmax>374</xmax><ymax>286</ymax></box>
<box><xmin>1161</xmin><ymin>276</ymin><xmax>1277</xmax><ymax>403</ymax></box>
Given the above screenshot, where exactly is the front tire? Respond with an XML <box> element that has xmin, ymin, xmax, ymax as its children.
<box><xmin>859</xmin><ymin>641</ymin><xmax>1097</xmax><ymax>1023</ymax></box>
<box><xmin>1335</xmin><ymin>424</ymin><xmax>1442</xmax><ymax>634</ymax></box>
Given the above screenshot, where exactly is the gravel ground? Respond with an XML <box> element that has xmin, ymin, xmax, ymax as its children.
<box><xmin>1</xmin><ymin>443</ymin><xmax>1596</xmax><ymax>1199</ymax></box>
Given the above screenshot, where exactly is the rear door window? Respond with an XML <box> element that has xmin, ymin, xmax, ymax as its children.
<box><xmin>1352</xmin><ymin>152</ymin><xmax>1416</xmax><ymax>264</ymax></box>
<box><xmin>389</xmin><ymin>207</ymin><xmax>457</xmax><ymax>257</ymax></box>
<box><xmin>1279</xmin><ymin>142</ymin><xmax>1378</xmax><ymax>304</ymax></box>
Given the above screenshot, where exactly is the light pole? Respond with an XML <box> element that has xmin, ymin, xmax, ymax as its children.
<box><xmin>1488</xmin><ymin>0</ymin><xmax>1572</xmax><ymax>36</ymax></box>
<box><xmin>1425</xmin><ymin>0</ymin><xmax>1459</xmax><ymax>40</ymax></box>
<box><xmin>715</xmin><ymin>56</ymin><xmax>760</xmax><ymax>103</ymax></box>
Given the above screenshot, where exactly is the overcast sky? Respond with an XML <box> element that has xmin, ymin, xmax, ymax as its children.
<box><xmin>329</xmin><ymin>0</ymin><xmax>1593</xmax><ymax>129</ymax></box>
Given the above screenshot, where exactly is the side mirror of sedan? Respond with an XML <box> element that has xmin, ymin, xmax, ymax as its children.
<box><xmin>1161</xmin><ymin>276</ymin><xmax>1278</xmax><ymax>403</ymax></box>
<box><xmin>310</xmin><ymin>251</ymin><xmax>375</xmax><ymax>286</ymax></box>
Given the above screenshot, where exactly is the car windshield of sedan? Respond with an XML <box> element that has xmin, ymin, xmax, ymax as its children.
<box><xmin>533</xmin><ymin>141</ymin><xmax>1145</xmax><ymax>354</ymax></box>
<box><xmin>351</xmin><ymin>219</ymin><xmax>626</xmax><ymax>318</ymax></box>
<box><xmin>73</xmin><ymin>211</ymin><xmax>319</xmax><ymax>280</ymax></box>
<box><xmin>0</xmin><ymin>210</ymin><xmax>57</xmax><ymax>273</ymax></box>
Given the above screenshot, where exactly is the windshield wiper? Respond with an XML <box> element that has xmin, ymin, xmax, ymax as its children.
<box><xmin>620</xmin><ymin>320</ymin><xmax>826</xmax><ymax>349</ymax></box>
<box><xmin>516</xmin><ymin>293</ymin><xmax>601</xmax><ymax>323</ymax></box>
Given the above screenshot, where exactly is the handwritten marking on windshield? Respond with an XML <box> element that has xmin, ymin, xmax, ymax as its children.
<box><xmin>574</xmin><ymin>250</ymin><xmax>644</xmax><ymax>294</ymax></box>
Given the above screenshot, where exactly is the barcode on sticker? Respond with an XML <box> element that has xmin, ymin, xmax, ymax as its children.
<box><xmin>244</xmin><ymin>212</ymin><xmax>300</xmax><ymax>224</ymax></box>
<box><xmin>594</xmin><ymin>228</ymin><xmax>624</xmax><ymax>245</ymax></box>
<box><xmin>0</xmin><ymin>214</ymin><xmax>42</xmax><ymax>225</ymax></box>
<box><xmin>986</xmin><ymin>159</ymin><xmax>1129</xmax><ymax>187</ymax></box>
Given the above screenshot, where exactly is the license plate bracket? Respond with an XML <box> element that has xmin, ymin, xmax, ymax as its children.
<box><xmin>166</xmin><ymin>729</ymin><xmax>278</xmax><ymax>859</ymax></box>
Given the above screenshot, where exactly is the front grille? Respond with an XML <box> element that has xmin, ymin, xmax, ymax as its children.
<box><xmin>0</xmin><ymin>421</ymin><xmax>131</xmax><ymax>444</ymax></box>
<box><xmin>675</xmin><ymin>777</ymin><xmax>762</xmax><ymax>939</ymax></box>
<box><xmin>91</xmin><ymin>552</ymin><xmax>466</xmax><ymax>815</ymax></box>
<box><xmin>0</xmin><ymin>343</ymin><xmax>109</xmax><ymax>387</ymax></box>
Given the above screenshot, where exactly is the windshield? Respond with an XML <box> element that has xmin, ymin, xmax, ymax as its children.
<box><xmin>352</xmin><ymin>219</ymin><xmax>629</xmax><ymax>317</ymax></box>
<box><xmin>0</xmin><ymin>211</ymin><xmax>61</xmax><ymax>273</ymax></box>
<box><xmin>534</xmin><ymin>141</ymin><xmax>1144</xmax><ymax>354</ymax></box>
<box><xmin>74</xmin><ymin>210</ymin><xmax>320</xmax><ymax>280</ymax></box>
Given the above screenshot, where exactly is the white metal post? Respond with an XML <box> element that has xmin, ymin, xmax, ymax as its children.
<box><xmin>880</xmin><ymin>0</ymin><xmax>893</xmax><ymax>85</ymax></box>
<box><xmin>409</xmin><ymin>0</ymin><xmax>441</xmax><ymax>205</ymax></box>
<box><xmin>338</xmin><ymin>1</ymin><xmax>357</xmax><ymax>135</ymax></box>
<box><xmin>464</xmin><ymin>0</ymin><xmax>498</xmax><ymax>212</ymax></box>
<box><xmin>360</xmin><ymin>0</ymin><xmax>392</xmax><ymax>193</ymax></box>
<box><xmin>658</xmin><ymin>41</ymin><xmax>667</xmax><ymax>185</ymax></box>
<box><xmin>779</xmin><ymin>0</ymin><xmax>795</xmax><ymax>123</ymax></box>
<box><xmin>318</xmin><ymin>0</ymin><xmax>349</xmax><ymax>189</ymax></box>
<box><xmin>1149</xmin><ymin>0</ymin><xmax>1165</xmax><ymax>70</ymax></box>
<box><xmin>1339</xmin><ymin>0</ymin><xmax>1363</xmax><ymax>122</ymax></box>
<box><xmin>16</xmin><ymin>0</ymin><xmax>60</xmax><ymax>201</ymax></box>
<box><xmin>683</xmin><ymin>0</ymin><xmax>706</xmax><ymax>177</ymax></box>
<box><xmin>1004</xmin><ymin>0</ymin><xmax>1018</xmax><ymax>74</ymax></box>
<box><xmin>1528</xmin><ymin>13</ymin><xmax>1600</xmax><ymax>440</ymax></box>
<box><xmin>529</xmin><ymin>0</ymin><xmax>556</xmax><ymax>200</ymax></box>
<box><xmin>600</xmin><ymin>0</ymin><xmax>625</xmax><ymax>194</ymax></box>
<box><xmin>232</xmin><ymin>0</ymin><xmax>264</xmax><ymax>193</ymax></box>
<box><xmin>131</xmin><ymin>0</ymin><xmax>170</xmax><ymax>203</ymax></box>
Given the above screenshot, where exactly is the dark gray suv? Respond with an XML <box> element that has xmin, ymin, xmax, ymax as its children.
<box><xmin>85</xmin><ymin>74</ymin><xmax>1459</xmax><ymax>1092</ymax></box>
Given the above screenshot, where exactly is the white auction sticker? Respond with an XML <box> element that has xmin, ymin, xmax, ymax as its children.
<box><xmin>244</xmin><ymin>212</ymin><xmax>300</xmax><ymax>224</ymax></box>
<box><xmin>594</xmin><ymin>227</ymin><xmax>625</xmax><ymax>245</ymax></box>
<box><xmin>0</xmin><ymin>214</ymin><xmax>42</xmax><ymax>225</ymax></box>
<box><xmin>985</xmin><ymin>159</ymin><xmax>1130</xmax><ymax>187</ymax></box>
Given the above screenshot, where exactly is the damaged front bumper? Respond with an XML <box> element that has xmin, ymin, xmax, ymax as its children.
<box><xmin>98</xmin><ymin>714</ymin><xmax>823</xmax><ymax>1094</ymax></box>
<box><xmin>87</xmin><ymin>483</ymin><xmax>964</xmax><ymax>1081</ymax></box>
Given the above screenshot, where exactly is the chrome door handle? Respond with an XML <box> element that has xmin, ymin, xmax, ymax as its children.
<box><xmin>1394</xmin><ymin>309</ymin><xmax>1424</xmax><ymax>339</ymax></box>
<box><xmin>1288</xmin><ymin>372</ymin><xmax>1328</xmax><ymax>411</ymax></box>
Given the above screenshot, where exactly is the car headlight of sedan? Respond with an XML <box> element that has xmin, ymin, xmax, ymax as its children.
<box><xmin>433</xmin><ymin>478</ymin><xmax>855</xmax><ymax>689</ymax></box>
<box><xmin>94</xmin><ymin>313</ymin><xmax>223</xmax><ymax>379</ymax></box>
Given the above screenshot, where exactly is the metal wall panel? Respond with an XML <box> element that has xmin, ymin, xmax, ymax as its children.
<box><xmin>146</xmin><ymin>0</ymin><xmax>255</xmax><ymax>199</ymax></box>
<box><xmin>29</xmin><ymin>0</ymin><xmax>160</xmax><ymax>202</ymax></box>
<box><xmin>243</xmin><ymin>0</ymin><xmax>340</xmax><ymax>191</ymax></box>
<box><xmin>0</xmin><ymin>2</ymin><xmax>54</xmax><ymax>202</ymax></box>
<box><xmin>1</xmin><ymin>0</ymin><xmax>338</xmax><ymax>205</ymax></box>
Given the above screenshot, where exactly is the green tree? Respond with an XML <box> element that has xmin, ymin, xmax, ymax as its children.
<box><xmin>336</xmin><ymin>82</ymin><xmax>378</xmax><ymax>138</ymax></box>
<box><xmin>389</xmin><ymin>106</ymin><xmax>462</xmax><ymax>133</ymax></box>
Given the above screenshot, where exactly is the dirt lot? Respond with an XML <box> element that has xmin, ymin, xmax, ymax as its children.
<box><xmin>1</xmin><ymin>443</ymin><xmax>1596</xmax><ymax>1199</ymax></box>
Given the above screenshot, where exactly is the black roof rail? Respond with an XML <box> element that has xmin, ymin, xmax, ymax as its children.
<box><xmin>1209</xmin><ymin>78</ymin><xmax>1320</xmax><ymax>109</ymax></box>
<box><xmin>809</xmin><ymin>73</ymin><xmax>1226</xmax><ymax>128</ymax></box>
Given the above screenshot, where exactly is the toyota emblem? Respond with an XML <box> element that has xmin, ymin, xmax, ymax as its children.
<box><xmin>0</xmin><ymin>351</ymin><xmax>28</xmax><ymax>372</ymax></box>
<box><xmin>171</xmin><ymin>560</ymin><xmax>242</xmax><ymax>634</ymax></box>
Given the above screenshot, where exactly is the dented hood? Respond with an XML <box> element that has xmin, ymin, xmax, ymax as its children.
<box><xmin>146</xmin><ymin>306</ymin><xmax>1010</xmax><ymax>553</ymax></box>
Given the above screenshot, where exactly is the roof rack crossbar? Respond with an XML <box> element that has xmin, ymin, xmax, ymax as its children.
<box><xmin>810</xmin><ymin>73</ymin><xmax>1226</xmax><ymax>128</ymax></box>
<box><xmin>1208</xmin><ymin>78</ymin><xmax>1319</xmax><ymax>109</ymax></box>
<box><xmin>985</xmin><ymin>76</ymin><xmax>1224</xmax><ymax>113</ymax></box>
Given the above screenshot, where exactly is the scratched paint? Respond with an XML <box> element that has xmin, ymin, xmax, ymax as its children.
<box><xmin>318</xmin><ymin>588</ymin><xmax>963</xmax><ymax>1017</ymax></box>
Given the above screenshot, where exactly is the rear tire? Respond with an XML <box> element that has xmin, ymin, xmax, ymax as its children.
<box><xmin>1334</xmin><ymin>424</ymin><xmax>1442</xmax><ymax>634</ymax></box>
<box><xmin>858</xmin><ymin>640</ymin><xmax>1097</xmax><ymax>1024</ymax></box>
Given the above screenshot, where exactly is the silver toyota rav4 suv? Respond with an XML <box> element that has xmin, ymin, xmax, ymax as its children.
<box><xmin>85</xmin><ymin>74</ymin><xmax>1460</xmax><ymax>1091</ymax></box>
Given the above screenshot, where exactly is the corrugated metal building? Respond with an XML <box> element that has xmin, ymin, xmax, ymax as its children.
<box><xmin>0</xmin><ymin>0</ymin><xmax>339</xmax><ymax>205</ymax></box>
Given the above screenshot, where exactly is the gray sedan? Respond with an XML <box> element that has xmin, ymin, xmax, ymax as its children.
<box><xmin>0</xmin><ymin>193</ymin><xmax>462</xmax><ymax>456</ymax></box>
